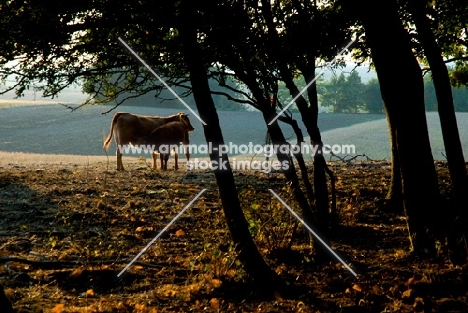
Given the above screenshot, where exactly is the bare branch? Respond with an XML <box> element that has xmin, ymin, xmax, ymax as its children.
<box><xmin>210</xmin><ymin>90</ymin><xmax>255</xmax><ymax>106</ymax></box>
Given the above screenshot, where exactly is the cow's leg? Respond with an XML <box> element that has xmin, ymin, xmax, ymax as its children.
<box><xmin>160</xmin><ymin>153</ymin><xmax>165</xmax><ymax>170</ymax></box>
<box><xmin>152</xmin><ymin>152</ymin><xmax>158</xmax><ymax>170</ymax></box>
<box><xmin>164</xmin><ymin>154</ymin><xmax>169</xmax><ymax>170</ymax></box>
<box><xmin>116</xmin><ymin>148</ymin><xmax>124</xmax><ymax>171</ymax></box>
<box><xmin>115</xmin><ymin>131</ymin><xmax>125</xmax><ymax>171</ymax></box>
<box><xmin>184</xmin><ymin>145</ymin><xmax>190</xmax><ymax>165</ymax></box>
<box><xmin>174</xmin><ymin>149</ymin><xmax>179</xmax><ymax>170</ymax></box>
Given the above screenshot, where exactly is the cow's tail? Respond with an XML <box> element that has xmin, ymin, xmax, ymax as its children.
<box><xmin>103</xmin><ymin>113</ymin><xmax>123</xmax><ymax>150</ymax></box>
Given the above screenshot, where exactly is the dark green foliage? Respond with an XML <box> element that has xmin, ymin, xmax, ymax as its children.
<box><xmin>317</xmin><ymin>71</ymin><xmax>380</xmax><ymax>113</ymax></box>
<box><xmin>425</xmin><ymin>74</ymin><xmax>468</xmax><ymax>112</ymax></box>
<box><xmin>362</xmin><ymin>78</ymin><xmax>384</xmax><ymax>114</ymax></box>
<box><xmin>451</xmin><ymin>63</ymin><xmax>468</xmax><ymax>88</ymax></box>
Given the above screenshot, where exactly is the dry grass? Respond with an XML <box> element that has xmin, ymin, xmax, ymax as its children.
<box><xmin>0</xmin><ymin>151</ymin><xmax>158</xmax><ymax>169</ymax></box>
<box><xmin>0</xmin><ymin>151</ymin><xmax>108</xmax><ymax>166</ymax></box>
<box><xmin>0</xmin><ymin>151</ymin><xmax>212</xmax><ymax>171</ymax></box>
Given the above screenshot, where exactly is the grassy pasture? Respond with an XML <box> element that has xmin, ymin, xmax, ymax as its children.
<box><xmin>0</xmin><ymin>103</ymin><xmax>467</xmax><ymax>165</ymax></box>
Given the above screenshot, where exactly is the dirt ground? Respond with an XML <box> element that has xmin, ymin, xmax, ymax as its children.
<box><xmin>0</xmin><ymin>158</ymin><xmax>467</xmax><ymax>312</ymax></box>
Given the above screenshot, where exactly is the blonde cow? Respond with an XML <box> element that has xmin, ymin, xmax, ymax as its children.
<box><xmin>103</xmin><ymin>112</ymin><xmax>194</xmax><ymax>170</ymax></box>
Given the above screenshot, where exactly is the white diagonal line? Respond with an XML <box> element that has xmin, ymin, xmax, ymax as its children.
<box><xmin>268</xmin><ymin>189</ymin><xmax>357</xmax><ymax>277</ymax></box>
<box><xmin>118</xmin><ymin>37</ymin><xmax>207</xmax><ymax>125</ymax></box>
<box><xmin>117</xmin><ymin>189</ymin><xmax>207</xmax><ymax>277</ymax></box>
<box><xmin>268</xmin><ymin>36</ymin><xmax>358</xmax><ymax>125</ymax></box>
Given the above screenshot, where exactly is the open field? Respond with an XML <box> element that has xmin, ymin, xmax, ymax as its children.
<box><xmin>1</xmin><ymin>103</ymin><xmax>467</xmax><ymax>163</ymax></box>
<box><xmin>0</xmin><ymin>103</ymin><xmax>385</xmax><ymax>160</ymax></box>
<box><xmin>316</xmin><ymin>112</ymin><xmax>468</xmax><ymax>161</ymax></box>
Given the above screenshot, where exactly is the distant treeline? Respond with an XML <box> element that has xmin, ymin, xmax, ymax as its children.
<box><xmin>424</xmin><ymin>75</ymin><xmax>468</xmax><ymax>112</ymax></box>
<box><xmin>278</xmin><ymin>71</ymin><xmax>468</xmax><ymax>114</ymax></box>
<box><xmin>97</xmin><ymin>70</ymin><xmax>468</xmax><ymax>113</ymax></box>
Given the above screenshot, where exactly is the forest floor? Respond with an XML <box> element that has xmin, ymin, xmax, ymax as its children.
<box><xmin>0</xmin><ymin>159</ymin><xmax>467</xmax><ymax>313</ymax></box>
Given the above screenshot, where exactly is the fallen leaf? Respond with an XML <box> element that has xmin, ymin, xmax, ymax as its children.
<box><xmin>352</xmin><ymin>284</ymin><xmax>362</xmax><ymax>292</ymax></box>
<box><xmin>175</xmin><ymin>229</ymin><xmax>185</xmax><ymax>237</ymax></box>
<box><xmin>163</xmin><ymin>289</ymin><xmax>177</xmax><ymax>297</ymax></box>
<box><xmin>414</xmin><ymin>297</ymin><xmax>424</xmax><ymax>303</ymax></box>
<box><xmin>413</xmin><ymin>297</ymin><xmax>424</xmax><ymax>312</ymax></box>
<box><xmin>134</xmin><ymin>303</ymin><xmax>145</xmax><ymax>311</ymax></box>
<box><xmin>51</xmin><ymin>303</ymin><xmax>64</xmax><ymax>313</ymax></box>
<box><xmin>372</xmin><ymin>285</ymin><xmax>382</xmax><ymax>294</ymax></box>
<box><xmin>85</xmin><ymin>289</ymin><xmax>95</xmax><ymax>297</ymax></box>
<box><xmin>402</xmin><ymin>289</ymin><xmax>415</xmax><ymax>298</ymax></box>
<box><xmin>211</xmin><ymin>278</ymin><xmax>222</xmax><ymax>288</ymax></box>
<box><xmin>210</xmin><ymin>298</ymin><xmax>219</xmax><ymax>310</ymax></box>
<box><xmin>83</xmin><ymin>305</ymin><xmax>99</xmax><ymax>313</ymax></box>
<box><xmin>69</xmin><ymin>267</ymin><xmax>84</xmax><ymax>279</ymax></box>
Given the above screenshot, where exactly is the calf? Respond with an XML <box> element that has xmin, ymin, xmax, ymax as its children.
<box><xmin>147</xmin><ymin>121</ymin><xmax>191</xmax><ymax>170</ymax></box>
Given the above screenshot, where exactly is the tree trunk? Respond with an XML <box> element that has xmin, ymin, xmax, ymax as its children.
<box><xmin>353</xmin><ymin>0</ymin><xmax>440</xmax><ymax>254</ymax></box>
<box><xmin>178</xmin><ymin>3</ymin><xmax>277</xmax><ymax>283</ymax></box>
<box><xmin>261</xmin><ymin>103</ymin><xmax>325</xmax><ymax>248</ymax></box>
<box><xmin>302</xmin><ymin>63</ymin><xmax>335</xmax><ymax>227</ymax></box>
<box><xmin>278</xmin><ymin>72</ymin><xmax>330</xmax><ymax>237</ymax></box>
<box><xmin>260</xmin><ymin>0</ymin><xmax>331</xmax><ymax>236</ymax></box>
<box><xmin>277</xmin><ymin>115</ymin><xmax>315</xmax><ymax>208</ymax></box>
<box><xmin>222</xmin><ymin>45</ymin><xmax>326</xmax><ymax>250</ymax></box>
<box><xmin>384</xmin><ymin>105</ymin><xmax>403</xmax><ymax>212</ymax></box>
<box><xmin>0</xmin><ymin>284</ymin><xmax>14</xmax><ymax>313</ymax></box>
<box><xmin>409</xmin><ymin>0</ymin><xmax>468</xmax><ymax>218</ymax></box>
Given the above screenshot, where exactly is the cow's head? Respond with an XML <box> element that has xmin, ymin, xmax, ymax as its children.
<box><xmin>178</xmin><ymin>113</ymin><xmax>195</xmax><ymax>132</ymax></box>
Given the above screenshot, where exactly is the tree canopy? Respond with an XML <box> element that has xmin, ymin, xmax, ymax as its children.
<box><xmin>0</xmin><ymin>0</ymin><xmax>353</xmax><ymax>110</ymax></box>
